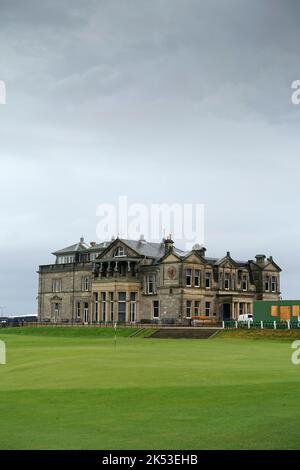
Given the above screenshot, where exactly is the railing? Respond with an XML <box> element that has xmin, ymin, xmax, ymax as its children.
<box><xmin>18</xmin><ymin>320</ymin><xmax>222</xmax><ymax>329</ymax></box>
<box><xmin>223</xmin><ymin>320</ymin><xmax>300</xmax><ymax>330</ymax></box>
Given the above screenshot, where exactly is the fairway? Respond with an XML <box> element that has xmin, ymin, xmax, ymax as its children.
<box><xmin>0</xmin><ymin>327</ymin><xmax>300</xmax><ymax>450</ymax></box>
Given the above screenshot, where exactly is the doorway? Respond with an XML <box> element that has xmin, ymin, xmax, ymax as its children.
<box><xmin>223</xmin><ymin>303</ymin><xmax>231</xmax><ymax>320</ymax></box>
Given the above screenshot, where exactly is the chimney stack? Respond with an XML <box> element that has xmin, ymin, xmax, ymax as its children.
<box><xmin>255</xmin><ymin>254</ymin><xmax>266</xmax><ymax>266</ymax></box>
<box><xmin>163</xmin><ymin>234</ymin><xmax>174</xmax><ymax>254</ymax></box>
<box><xmin>192</xmin><ymin>243</ymin><xmax>206</xmax><ymax>257</ymax></box>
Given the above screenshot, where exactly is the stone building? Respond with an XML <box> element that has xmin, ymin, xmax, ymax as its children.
<box><xmin>37</xmin><ymin>236</ymin><xmax>281</xmax><ymax>324</ymax></box>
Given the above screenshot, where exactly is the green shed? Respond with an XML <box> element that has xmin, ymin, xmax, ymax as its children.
<box><xmin>253</xmin><ymin>300</ymin><xmax>300</xmax><ymax>323</ymax></box>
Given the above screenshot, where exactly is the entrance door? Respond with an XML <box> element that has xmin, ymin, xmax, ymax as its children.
<box><xmin>223</xmin><ymin>303</ymin><xmax>231</xmax><ymax>320</ymax></box>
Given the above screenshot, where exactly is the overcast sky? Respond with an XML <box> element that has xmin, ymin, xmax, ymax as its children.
<box><xmin>0</xmin><ymin>0</ymin><xmax>299</xmax><ymax>314</ymax></box>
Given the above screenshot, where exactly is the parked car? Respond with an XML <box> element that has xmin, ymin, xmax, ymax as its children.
<box><xmin>238</xmin><ymin>313</ymin><xmax>253</xmax><ymax>323</ymax></box>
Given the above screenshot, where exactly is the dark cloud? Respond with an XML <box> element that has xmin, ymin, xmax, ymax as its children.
<box><xmin>0</xmin><ymin>0</ymin><xmax>299</xmax><ymax>313</ymax></box>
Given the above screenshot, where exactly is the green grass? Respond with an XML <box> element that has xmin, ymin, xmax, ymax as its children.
<box><xmin>0</xmin><ymin>326</ymin><xmax>138</xmax><ymax>338</ymax></box>
<box><xmin>218</xmin><ymin>328</ymin><xmax>300</xmax><ymax>341</ymax></box>
<box><xmin>0</xmin><ymin>326</ymin><xmax>300</xmax><ymax>449</ymax></box>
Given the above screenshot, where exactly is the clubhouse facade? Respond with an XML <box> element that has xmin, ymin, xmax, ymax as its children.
<box><xmin>37</xmin><ymin>236</ymin><xmax>281</xmax><ymax>324</ymax></box>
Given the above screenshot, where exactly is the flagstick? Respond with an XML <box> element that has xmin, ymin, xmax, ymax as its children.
<box><xmin>114</xmin><ymin>322</ymin><xmax>117</xmax><ymax>350</ymax></box>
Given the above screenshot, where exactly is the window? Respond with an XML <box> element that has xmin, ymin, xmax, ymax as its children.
<box><xmin>82</xmin><ymin>276</ymin><xmax>90</xmax><ymax>292</ymax></box>
<box><xmin>76</xmin><ymin>302</ymin><xmax>81</xmax><ymax>319</ymax></box>
<box><xmin>186</xmin><ymin>300</ymin><xmax>192</xmax><ymax>318</ymax></box>
<box><xmin>83</xmin><ymin>302</ymin><xmax>89</xmax><ymax>323</ymax></box>
<box><xmin>109</xmin><ymin>292</ymin><xmax>114</xmax><ymax>322</ymax></box>
<box><xmin>101</xmin><ymin>292</ymin><xmax>106</xmax><ymax>322</ymax></box>
<box><xmin>271</xmin><ymin>276</ymin><xmax>277</xmax><ymax>293</ymax></box>
<box><xmin>52</xmin><ymin>302</ymin><xmax>60</xmax><ymax>320</ymax></box>
<box><xmin>194</xmin><ymin>270</ymin><xmax>200</xmax><ymax>287</ymax></box>
<box><xmin>239</xmin><ymin>303</ymin><xmax>244</xmax><ymax>315</ymax></box>
<box><xmin>205</xmin><ymin>302</ymin><xmax>211</xmax><ymax>316</ymax></box>
<box><xmin>146</xmin><ymin>275</ymin><xmax>156</xmax><ymax>294</ymax></box>
<box><xmin>52</xmin><ymin>279</ymin><xmax>61</xmax><ymax>293</ymax></box>
<box><xmin>224</xmin><ymin>273</ymin><xmax>230</xmax><ymax>290</ymax></box>
<box><xmin>205</xmin><ymin>271</ymin><xmax>211</xmax><ymax>289</ymax></box>
<box><xmin>153</xmin><ymin>300</ymin><xmax>160</xmax><ymax>319</ymax></box>
<box><xmin>242</xmin><ymin>275</ymin><xmax>248</xmax><ymax>291</ymax></box>
<box><xmin>265</xmin><ymin>276</ymin><xmax>270</xmax><ymax>292</ymax></box>
<box><xmin>186</xmin><ymin>269</ymin><xmax>192</xmax><ymax>287</ymax></box>
<box><xmin>115</xmin><ymin>246</ymin><xmax>126</xmax><ymax>257</ymax></box>
<box><xmin>94</xmin><ymin>300</ymin><xmax>99</xmax><ymax>322</ymax></box>
<box><xmin>58</xmin><ymin>255</ymin><xmax>74</xmax><ymax>264</ymax></box>
<box><xmin>129</xmin><ymin>292</ymin><xmax>137</xmax><ymax>322</ymax></box>
<box><xmin>118</xmin><ymin>292</ymin><xmax>126</xmax><ymax>322</ymax></box>
<box><xmin>194</xmin><ymin>301</ymin><xmax>200</xmax><ymax>316</ymax></box>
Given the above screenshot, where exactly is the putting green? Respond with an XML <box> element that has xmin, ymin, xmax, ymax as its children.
<box><xmin>0</xmin><ymin>327</ymin><xmax>299</xmax><ymax>449</ymax></box>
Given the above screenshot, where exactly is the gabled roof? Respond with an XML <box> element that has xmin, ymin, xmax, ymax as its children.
<box><xmin>213</xmin><ymin>254</ymin><xmax>238</xmax><ymax>267</ymax></box>
<box><xmin>121</xmin><ymin>239</ymin><xmax>166</xmax><ymax>259</ymax></box>
<box><xmin>51</xmin><ymin>237</ymin><xmax>279</xmax><ymax>271</ymax></box>
<box><xmin>182</xmin><ymin>250</ymin><xmax>207</xmax><ymax>263</ymax></box>
<box><xmin>53</xmin><ymin>239</ymin><xmax>90</xmax><ymax>255</ymax></box>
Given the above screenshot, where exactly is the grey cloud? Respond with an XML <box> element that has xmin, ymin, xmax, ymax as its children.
<box><xmin>0</xmin><ymin>0</ymin><xmax>299</xmax><ymax>313</ymax></box>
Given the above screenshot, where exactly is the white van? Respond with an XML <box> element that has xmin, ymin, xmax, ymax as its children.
<box><xmin>238</xmin><ymin>313</ymin><xmax>253</xmax><ymax>323</ymax></box>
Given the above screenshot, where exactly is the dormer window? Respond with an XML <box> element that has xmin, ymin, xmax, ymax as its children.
<box><xmin>205</xmin><ymin>271</ymin><xmax>211</xmax><ymax>289</ymax></box>
<box><xmin>265</xmin><ymin>275</ymin><xmax>270</xmax><ymax>292</ymax></box>
<box><xmin>224</xmin><ymin>273</ymin><xmax>230</xmax><ymax>290</ymax></box>
<box><xmin>271</xmin><ymin>276</ymin><xmax>277</xmax><ymax>293</ymax></box>
<box><xmin>242</xmin><ymin>274</ymin><xmax>248</xmax><ymax>291</ymax></box>
<box><xmin>186</xmin><ymin>269</ymin><xmax>192</xmax><ymax>287</ymax></box>
<box><xmin>115</xmin><ymin>246</ymin><xmax>126</xmax><ymax>257</ymax></box>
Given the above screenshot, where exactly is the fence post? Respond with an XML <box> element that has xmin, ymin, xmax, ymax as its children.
<box><xmin>222</xmin><ymin>321</ymin><xmax>225</xmax><ymax>329</ymax></box>
<box><xmin>261</xmin><ymin>320</ymin><xmax>263</xmax><ymax>329</ymax></box>
<box><xmin>288</xmin><ymin>320</ymin><xmax>290</xmax><ymax>330</ymax></box>
<box><xmin>235</xmin><ymin>321</ymin><xmax>238</xmax><ymax>329</ymax></box>
<box><xmin>274</xmin><ymin>321</ymin><xmax>277</xmax><ymax>330</ymax></box>
<box><xmin>248</xmin><ymin>320</ymin><xmax>250</xmax><ymax>329</ymax></box>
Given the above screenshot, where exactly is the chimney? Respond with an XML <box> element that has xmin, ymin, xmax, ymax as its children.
<box><xmin>80</xmin><ymin>236</ymin><xmax>84</xmax><ymax>243</ymax></box>
<box><xmin>163</xmin><ymin>234</ymin><xmax>174</xmax><ymax>254</ymax></box>
<box><xmin>226</xmin><ymin>251</ymin><xmax>230</xmax><ymax>257</ymax></box>
<box><xmin>255</xmin><ymin>254</ymin><xmax>266</xmax><ymax>266</ymax></box>
<box><xmin>139</xmin><ymin>234</ymin><xmax>146</xmax><ymax>243</ymax></box>
<box><xmin>90</xmin><ymin>241</ymin><xmax>96</xmax><ymax>247</ymax></box>
<box><xmin>193</xmin><ymin>243</ymin><xmax>206</xmax><ymax>257</ymax></box>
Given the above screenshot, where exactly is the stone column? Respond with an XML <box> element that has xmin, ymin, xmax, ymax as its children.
<box><xmin>126</xmin><ymin>291</ymin><xmax>130</xmax><ymax>323</ymax></box>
